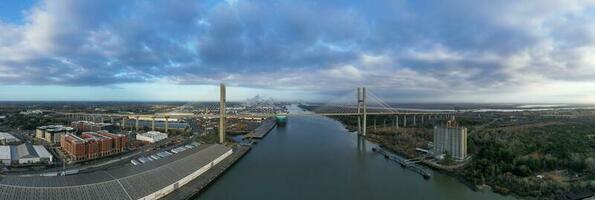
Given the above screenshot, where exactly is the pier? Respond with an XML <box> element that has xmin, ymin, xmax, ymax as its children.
<box><xmin>372</xmin><ymin>146</ymin><xmax>432</xmax><ymax>179</ymax></box>
<box><xmin>244</xmin><ymin>118</ymin><xmax>277</xmax><ymax>139</ymax></box>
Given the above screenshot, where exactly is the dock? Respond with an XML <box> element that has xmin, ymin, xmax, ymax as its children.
<box><xmin>244</xmin><ymin>118</ymin><xmax>276</xmax><ymax>139</ymax></box>
<box><xmin>372</xmin><ymin>146</ymin><xmax>432</xmax><ymax>179</ymax></box>
<box><xmin>162</xmin><ymin>145</ymin><xmax>251</xmax><ymax>200</ymax></box>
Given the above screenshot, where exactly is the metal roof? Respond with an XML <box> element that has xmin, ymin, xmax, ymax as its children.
<box><xmin>0</xmin><ymin>144</ymin><xmax>232</xmax><ymax>200</ymax></box>
<box><xmin>0</xmin><ymin>146</ymin><xmax>10</xmax><ymax>160</ymax></box>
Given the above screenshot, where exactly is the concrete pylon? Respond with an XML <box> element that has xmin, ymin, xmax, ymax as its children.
<box><xmin>135</xmin><ymin>116</ymin><xmax>140</xmax><ymax>131</ymax></box>
<box><xmin>374</xmin><ymin>119</ymin><xmax>377</xmax><ymax>130</ymax></box>
<box><xmin>362</xmin><ymin>87</ymin><xmax>367</xmax><ymax>136</ymax></box>
<box><xmin>413</xmin><ymin>115</ymin><xmax>416</xmax><ymax>126</ymax></box>
<box><xmin>122</xmin><ymin>117</ymin><xmax>127</xmax><ymax>130</ymax></box>
<box><xmin>395</xmin><ymin>115</ymin><xmax>399</xmax><ymax>129</ymax></box>
<box><xmin>219</xmin><ymin>83</ymin><xmax>226</xmax><ymax>144</ymax></box>
<box><xmin>403</xmin><ymin>115</ymin><xmax>407</xmax><ymax>127</ymax></box>
<box><xmin>151</xmin><ymin>116</ymin><xmax>156</xmax><ymax>131</ymax></box>
<box><xmin>164</xmin><ymin>116</ymin><xmax>169</xmax><ymax>133</ymax></box>
<box><xmin>357</xmin><ymin>88</ymin><xmax>362</xmax><ymax>135</ymax></box>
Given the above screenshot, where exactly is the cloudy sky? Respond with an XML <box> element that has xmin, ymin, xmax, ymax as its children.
<box><xmin>1</xmin><ymin>0</ymin><xmax>595</xmax><ymax>103</ymax></box>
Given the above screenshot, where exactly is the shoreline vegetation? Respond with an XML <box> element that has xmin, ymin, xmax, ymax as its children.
<box><xmin>299</xmin><ymin>104</ymin><xmax>595</xmax><ymax>199</ymax></box>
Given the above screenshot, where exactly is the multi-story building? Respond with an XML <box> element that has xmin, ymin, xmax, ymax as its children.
<box><xmin>36</xmin><ymin>125</ymin><xmax>75</xmax><ymax>144</ymax></box>
<box><xmin>71</xmin><ymin>121</ymin><xmax>115</xmax><ymax>132</ymax></box>
<box><xmin>136</xmin><ymin>131</ymin><xmax>168</xmax><ymax>143</ymax></box>
<box><xmin>60</xmin><ymin>131</ymin><xmax>127</xmax><ymax>162</ymax></box>
<box><xmin>432</xmin><ymin>117</ymin><xmax>467</xmax><ymax>161</ymax></box>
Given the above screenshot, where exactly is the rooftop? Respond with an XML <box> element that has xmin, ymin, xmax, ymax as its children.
<box><xmin>0</xmin><ymin>144</ymin><xmax>231</xmax><ymax>200</ymax></box>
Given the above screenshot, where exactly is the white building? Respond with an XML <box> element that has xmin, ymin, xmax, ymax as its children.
<box><xmin>20</xmin><ymin>110</ymin><xmax>43</xmax><ymax>115</ymax></box>
<box><xmin>0</xmin><ymin>146</ymin><xmax>10</xmax><ymax>166</ymax></box>
<box><xmin>0</xmin><ymin>144</ymin><xmax>53</xmax><ymax>166</ymax></box>
<box><xmin>0</xmin><ymin>132</ymin><xmax>20</xmax><ymax>144</ymax></box>
<box><xmin>433</xmin><ymin>126</ymin><xmax>467</xmax><ymax>161</ymax></box>
<box><xmin>136</xmin><ymin>131</ymin><xmax>168</xmax><ymax>143</ymax></box>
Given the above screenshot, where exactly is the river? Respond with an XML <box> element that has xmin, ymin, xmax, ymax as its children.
<box><xmin>197</xmin><ymin>105</ymin><xmax>514</xmax><ymax>200</ymax></box>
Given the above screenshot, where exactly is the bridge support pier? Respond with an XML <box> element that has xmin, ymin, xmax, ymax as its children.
<box><xmin>373</xmin><ymin>119</ymin><xmax>376</xmax><ymax>130</ymax></box>
<box><xmin>122</xmin><ymin>117</ymin><xmax>127</xmax><ymax>130</ymax></box>
<box><xmin>164</xmin><ymin>116</ymin><xmax>169</xmax><ymax>133</ymax></box>
<box><xmin>135</xmin><ymin>116</ymin><xmax>139</xmax><ymax>131</ymax></box>
<box><xmin>151</xmin><ymin>116</ymin><xmax>156</xmax><ymax>131</ymax></box>
<box><xmin>357</xmin><ymin>88</ymin><xmax>362</xmax><ymax>135</ymax></box>
<box><xmin>403</xmin><ymin>115</ymin><xmax>407</xmax><ymax>127</ymax></box>
<box><xmin>395</xmin><ymin>115</ymin><xmax>399</xmax><ymax>129</ymax></box>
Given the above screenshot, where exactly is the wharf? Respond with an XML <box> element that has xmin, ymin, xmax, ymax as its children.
<box><xmin>162</xmin><ymin>145</ymin><xmax>251</xmax><ymax>200</ymax></box>
<box><xmin>244</xmin><ymin>118</ymin><xmax>276</xmax><ymax>139</ymax></box>
<box><xmin>372</xmin><ymin>146</ymin><xmax>432</xmax><ymax>179</ymax></box>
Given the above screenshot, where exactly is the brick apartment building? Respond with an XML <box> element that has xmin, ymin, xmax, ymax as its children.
<box><xmin>60</xmin><ymin>131</ymin><xmax>127</xmax><ymax>161</ymax></box>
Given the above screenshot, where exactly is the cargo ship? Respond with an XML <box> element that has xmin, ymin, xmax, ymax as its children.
<box><xmin>275</xmin><ymin>115</ymin><xmax>287</xmax><ymax>125</ymax></box>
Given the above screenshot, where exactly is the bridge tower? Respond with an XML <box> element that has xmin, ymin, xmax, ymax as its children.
<box><xmin>219</xmin><ymin>83</ymin><xmax>226</xmax><ymax>144</ymax></box>
<box><xmin>362</xmin><ymin>87</ymin><xmax>367</xmax><ymax>136</ymax></box>
<box><xmin>357</xmin><ymin>88</ymin><xmax>362</xmax><ymax>135</ymax></box>
<box><xmin>164</xmin><ymin>116</ymin><xmax>169</xmax><ymax>134</ymax></box>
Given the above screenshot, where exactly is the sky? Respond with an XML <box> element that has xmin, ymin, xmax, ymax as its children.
<box><xmin>2</xmin><ymin>0</ymin><xmax>595</xmax><ymax>103</ymax></box>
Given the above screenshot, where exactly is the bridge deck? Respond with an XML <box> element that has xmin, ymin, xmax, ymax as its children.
<box><xmin>55</xmin><ymin>111</ymin><xmax>453</xmax><ymax>119</ymax></box>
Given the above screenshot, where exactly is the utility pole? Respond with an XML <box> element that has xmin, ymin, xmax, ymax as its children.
<box><xmin>219</xmin><ymin>83</ymin><xmax>226</xmax><ymax>144</ymax></box>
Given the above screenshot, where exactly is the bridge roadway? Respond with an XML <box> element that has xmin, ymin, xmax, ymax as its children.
<box><xmin>54</xmin><ymin>111</ymin><xmax>454</xmax><ymax>120</ymax></box>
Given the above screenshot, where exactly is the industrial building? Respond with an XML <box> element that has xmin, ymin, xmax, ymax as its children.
<box><xmin>0</xmin><ymin>143</ymin><xmax>53</xmax><ymax>166</ymax></box>
<box><xmin>70</xmin><ymin>121</ymin><xmax>115</xmax><ymax>132</ymax></box>
<box><xmin>432</xmin><ymin>117</ymin><xmax>467</xmax><ymax>161</ymax></box>
<box><xmin>60</xmin><ymin>131</ymin><xmax>127</xmax><ymax>162</ymax></box>
<box><xmin>136</xmin><ymin>131</ymin><xmax>168</xmax><ymax>143</ymax></box>
<box><xmin>36</xmin><ymin>125</ymin><xmax>75</xmax><ymax>144</ymax></box>
<box><xmin>0</xmin><ymin>132</ymin><xmax>21</xmax><ymax>144</ymax></box>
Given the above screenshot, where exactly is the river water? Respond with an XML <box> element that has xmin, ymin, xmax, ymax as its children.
<box><xmin>197</xmin><ymin>105</ymin><xmax>514</xmax><ymax>200</ymax></box>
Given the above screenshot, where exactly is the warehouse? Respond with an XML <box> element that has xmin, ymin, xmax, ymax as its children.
<box><xmin>0</xmin><ymin>143</ymin><xmax>53</xmax><ymax>166</ymax></box>
<box><xmin>0</xmin><ymin>144</ymin><xmax>232</xmax><ymax>200</ymax></box>
<box><xmin>0</xmin><ymin>132</ymin><xmax>20</xmax><ymax>144</ymax></box>
<box><xmin>136</xmin><ymin>131</ymin><xmax>168</xmax><ymax>143</ymax></box>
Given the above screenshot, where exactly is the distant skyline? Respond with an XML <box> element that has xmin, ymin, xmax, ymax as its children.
<box><xmin>2</xmin><ymin>1</ymin><xmax>595</xmax><ymax>103</ymax></box>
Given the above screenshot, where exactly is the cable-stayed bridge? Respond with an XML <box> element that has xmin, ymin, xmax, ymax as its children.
<box><xmin>54</xmin><ymin>84</ymin><xmax>454</xmax><ymax>143</ymax></box>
